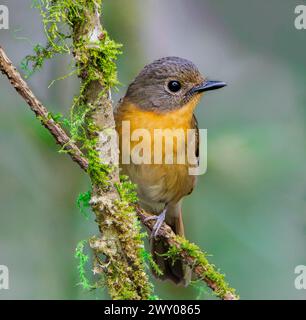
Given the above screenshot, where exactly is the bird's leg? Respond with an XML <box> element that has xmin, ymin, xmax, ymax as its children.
<box><xmin>144</xmin><ymin>207</ymin><xmax>167</xmax><ymax>239</ymax></box>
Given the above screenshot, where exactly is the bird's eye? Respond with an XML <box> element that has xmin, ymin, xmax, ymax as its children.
<box><xmin>167</xmin><ymin>80</ymin><xmax>181</xmax><ymax>92</ymax></box>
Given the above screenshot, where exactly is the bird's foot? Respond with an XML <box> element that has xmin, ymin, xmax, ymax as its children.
<box><xmin>144</xmin><ymin>208</ymin><xmax>166</xmax><ymax>239</ymax></box>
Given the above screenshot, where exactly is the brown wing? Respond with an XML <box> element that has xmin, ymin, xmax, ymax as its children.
<box><xmin>191</xmin><ymin>114</ymin><xmax>199</xmax><ymax>162</ymax></box>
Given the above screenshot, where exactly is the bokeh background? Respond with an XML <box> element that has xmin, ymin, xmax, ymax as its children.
<box><xmin>1</xmin><ymin>0</ymin><xmax>306</xmax><ymax>299</ymax></box>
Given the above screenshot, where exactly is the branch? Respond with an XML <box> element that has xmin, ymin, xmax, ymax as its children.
<box><xmin>0</xmin><ymin>46</ymin><xmax>88</xmax><ymax>172</ymax></box>
<box><xmin>136</xmin><ymin>209</ymin><xmax>238</xmax><ymax>300</ymax></box>
<box><xmin>68</xmin><ymin>1</ymin><xmax>153</xmax><ymax>300</ymax></box>
<box><xmin>0</xmin><ymin>45</ymin><xmax>238</xmax><ymax>300</ymax></box>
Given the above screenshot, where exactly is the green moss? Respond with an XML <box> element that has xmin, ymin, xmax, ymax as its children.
<box><xmin>75</xmin><ymin>240</ymin><xmax>94</xmax><ymax>290</ymax></box>
<box><xmin>167</xmin><ymin>236</ymin><xmax>238</xmax><ymax>299</ymax></box>
<box><xmin>73</xmin><ymin>30</ymin><xmax>122</xmax><ymax>88</ymax></box>
<box><xmin>162</xmin><ymin>244</ymin><xmax>181</xmax><ymax>264</ymax></box>
<box><xmin>140</xmin><ymin>248</ymin><xmax>163</xmax><ymax>277</ymax></box>
<box><xmin>23</xmin><ymin>0</ymin><xmax>122</xmax><ymax>88</ymax></box>
<box><xmin>47</xmin><ymin>111</ymin><xmax>70</xmax><ymax>129</ymax></box>
<box><xmin>77</xmin><ymin>190</ymin><xmax>91</xmax><ymax>219</ymax></box>
<box><xmin>86</xmin><ymin>141</ymin><xmax>110</xmax><ymax>187</ymax></box>
<box><xmin>21</xmin><ymin>43</ymin><xmax>54</xmax><ymax>78</ymax></box>
<box><xmin>115</xmin><ymin>175</ymin><xmax>138</xmax><ymax>204</ymax></box>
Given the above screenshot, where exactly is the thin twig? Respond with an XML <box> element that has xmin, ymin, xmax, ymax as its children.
<box><xmin>0</xmin><ymin>46</ymin><xmax>88</xmax><ymax>171</ymax></box>
<box><xmin>0</xmin><ymin>45</ymin><xmax>238</xmax><ymax>300</ymax></box>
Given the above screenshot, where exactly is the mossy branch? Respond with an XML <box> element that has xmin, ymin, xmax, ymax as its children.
<box><xmin>0</xmin><ymin>0</ymin><xmax>239</xmax><ymax>300</ymax></box>
<box><xmin>136</xmin><ymin>208</ymin><xmax>238</xmax><ymax>300</ymax></box>
<box><xmin>65</xmin><ymin>0</ymin><xmax>153</xmax><ymax>300</ymax></box>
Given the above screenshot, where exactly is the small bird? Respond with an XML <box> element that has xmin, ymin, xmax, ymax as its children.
<box><xmin>115</xmin><ymin>57</ymin><xmax>226</xmax><ymax>286</ymax></box>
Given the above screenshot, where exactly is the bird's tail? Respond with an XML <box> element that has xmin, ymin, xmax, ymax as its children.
<box><xmin>150</xmin><ymin>203</ymin><xmax>192</xmax><ymax>286</ymax></box>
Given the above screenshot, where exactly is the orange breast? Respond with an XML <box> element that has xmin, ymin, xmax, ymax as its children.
<box><xmin>116</xmin><ymin>96</ymin><xmax>200</xmax><ymax>131</ymax></box>
<box><xmin>115</xmin><ymin>96</ymin><xmax>200</xmax><ymax>160</ymax></box>
<box><xmin>114</xmin><ymin>97</ymin><xmax>200</xmax><ymax>205</ymax></box>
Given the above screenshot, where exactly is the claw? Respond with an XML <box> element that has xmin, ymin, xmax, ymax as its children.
<box><xmin>145</xmin><ymin>208</ymin><xmax>166</xmax><ymax>239</ymax></box>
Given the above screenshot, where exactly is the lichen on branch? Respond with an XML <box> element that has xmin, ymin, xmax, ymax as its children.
<box><xmin>67</xmin><ymin>0</ymin><xmax>154</xmax><ymax>300</ymax></box>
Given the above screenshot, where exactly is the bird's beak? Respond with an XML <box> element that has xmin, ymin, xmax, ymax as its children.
<box><xmin>192</xmin><ymin>80</ymin><xmax>227</xmax><ymax>94</ymax></box>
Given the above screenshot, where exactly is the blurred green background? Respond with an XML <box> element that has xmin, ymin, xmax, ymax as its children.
<box><xmin>1</xmin><ymin>0</ymin><xmax>306</xmax><ymax>300</ymax></box>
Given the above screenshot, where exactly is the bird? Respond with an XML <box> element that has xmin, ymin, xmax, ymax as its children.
<box><xmin>114</xmin><ymin>57</ymin><xmax>226</xmax><ymax>286</ymax></box>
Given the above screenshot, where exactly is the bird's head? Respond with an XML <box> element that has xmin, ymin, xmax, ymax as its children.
<box><xmin>124</xmin><ymin>56</ymin><xmax>226</xmax><ymax>112</ymax></box>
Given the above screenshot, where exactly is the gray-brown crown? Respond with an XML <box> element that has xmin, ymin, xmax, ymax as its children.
<box><xmin>124</xmin><ymin>57</ymin><xmax>205</xmax><ymax>111</ymax></box>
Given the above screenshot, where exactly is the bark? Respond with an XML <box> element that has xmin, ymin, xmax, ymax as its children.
<box><xmin>69</xmin><ymin>2</ymin><xmax>152</xmax><ymax>300</ymax></box>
